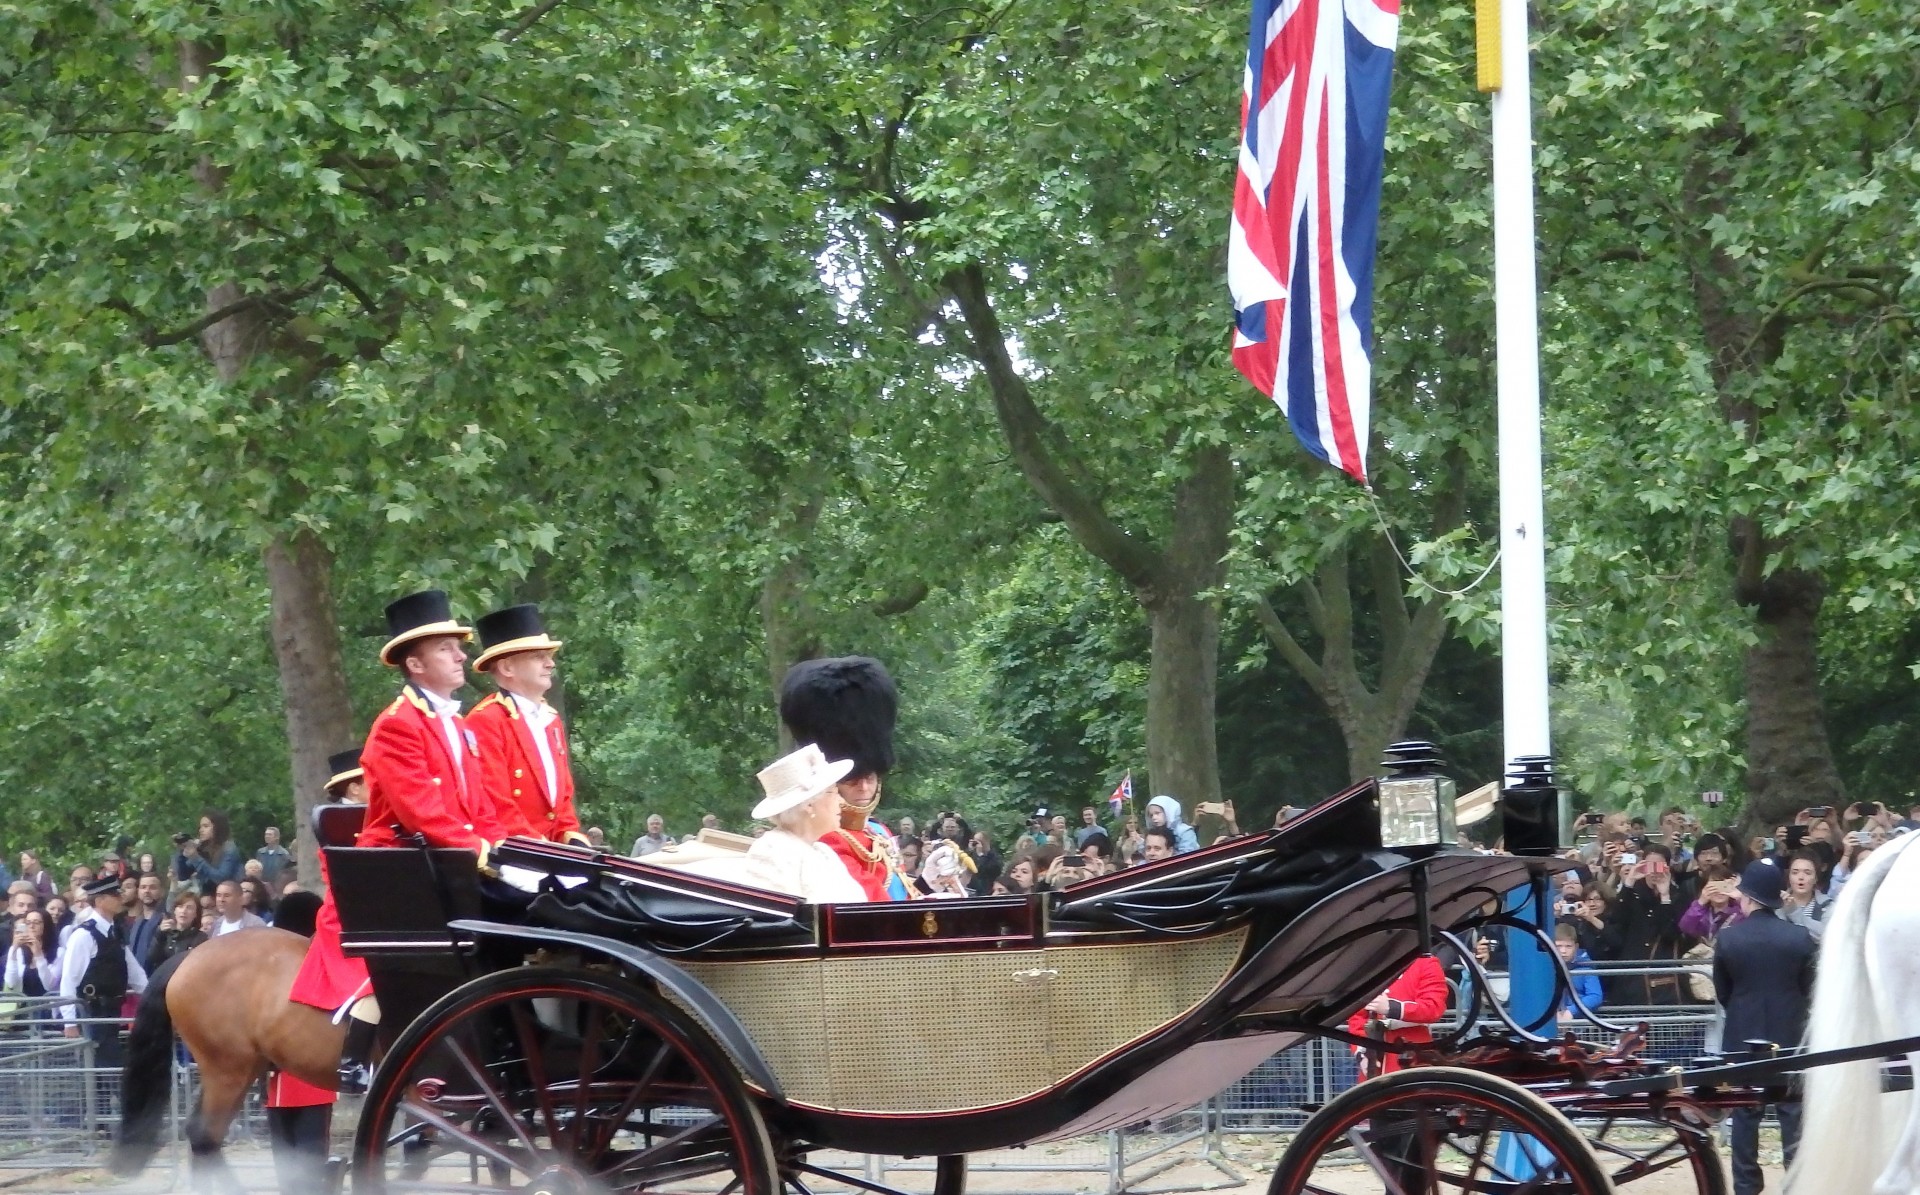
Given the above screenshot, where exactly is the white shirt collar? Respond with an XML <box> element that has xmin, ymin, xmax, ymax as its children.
<box><xmin>419</xmin><ymin>687</ymin><xmax>463</xmax><ymax>717</ymax></box>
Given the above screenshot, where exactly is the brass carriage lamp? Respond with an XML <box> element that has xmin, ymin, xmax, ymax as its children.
<box><xmin>1377</xmin><ymin>741</ymin><xmax>1457</xmax><ymax>850</ymax></box>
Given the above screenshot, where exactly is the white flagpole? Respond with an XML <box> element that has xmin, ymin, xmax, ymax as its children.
<box><xmin>1482</xmin><ymin>0</ymin><xmax>1556</xmax><ymax>1055</ymax></box>
<box><xmin>1487</xmin><ymin>0</ymin><xmax>1550</xmax><ymax>767</ymax></box>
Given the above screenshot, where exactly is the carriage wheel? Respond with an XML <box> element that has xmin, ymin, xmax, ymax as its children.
<box><xmin>354</xmin><ymin>965</ymin><xmax>779</xmax><ymax>1195</ymax></box>
<box><xmin>1268</xmin><ymin>1066</ymin><xmax>1615</xmax><ymax>1194</ymax></box>
<box><xmin>1574</xmin><ymin>1108</ymin><xmax>1726</xmax><ymax>1195</ymax></box>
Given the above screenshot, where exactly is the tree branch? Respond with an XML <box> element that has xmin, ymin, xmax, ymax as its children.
<box><xmin>106</xmin><ymin>287</ymin><xmax>317</xmax><ymax>349</ymax></box>
<box><xmin>944</xmin><ymin>261</ymin><xmax>1161</xmax><ymax>590</ymax></box>
<box><xmin>498</xmin><ymin>0</ymin><xmax>569</xmax><ymax>42</ymax></box>
<box><xmin>1249</xmin><ymin>592</ymin><xmax>1326</xmax><ymax>694</ymax></box>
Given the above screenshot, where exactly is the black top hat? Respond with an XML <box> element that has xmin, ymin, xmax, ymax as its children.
<box><xmin>779</xmin><ymin>657</ymin><xmax>897</xmax><ymax>778</ymax></box>
<box><xmin>326</xmin><ymin>749</ymin><xmax>364</xmax><ymax>792</ymax></box>
<box><xmin>473</xmin><ymin>604</ymin><xmax>564</xmax><ymax>673</ymax></box>
<box><xmin>81</xmin><ymin>873</ymin><xmax>125</xmax><ymax>900</ymax></box>
<box><xmin>380</xmin><ymin>589</ymin><xmax>473</xmax><ymax>666</ymax></box>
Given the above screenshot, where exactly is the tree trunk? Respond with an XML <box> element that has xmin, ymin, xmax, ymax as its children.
<box><xmin>1143</xmin><ymin>591</ymin><xmax>1222</xmax><ymax>808</ymax></box>
<box><xmin>1138</xmin><ymin>444</ymin><xmax>1233</xmax><ymax>807</ymax></box>
<box><xmin>191</xmin><ymin>75</ymin><xmax>358</xmax><ymax>888</ymax></box>
<box><xmin>1250</xmin><ymin>533</ymin><xmax>1455</xmax><ymax>785</ymax></box>
<box><xmin>264</xmin><ymin>530</ymin><xmax>357</xmax><ymax>891</ymax></box>
<box><xmin>1740</xmin><ymin>568</ymin><xmax>1846</xmax><ymax>827</ymax></box>
<box><xmin>1685</xmin><ymin>153</ymin><xmax>1848</xmax><ymax>831</ymax></box>
<box><xmin>944</xmin><ymin>263</ymin><xmax>1236</xmax><ymax>806</ymax></box>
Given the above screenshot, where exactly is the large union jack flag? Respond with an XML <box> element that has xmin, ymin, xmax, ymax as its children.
<box><xmin>1229</xmin><ymin>0</ymin><xmax>1399</xmax><ymax>483</ymax></box>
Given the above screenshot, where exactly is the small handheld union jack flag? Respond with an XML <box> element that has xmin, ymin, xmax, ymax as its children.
<box><xmin>1107</xmin><ymin>771</ymin><xmax>1133</xmax><ymax>818</ymax></box>
<box><xmin>1228</xmin><ymin>0</ymin><xmax>1400</xmax><ymax>483</ymax></box>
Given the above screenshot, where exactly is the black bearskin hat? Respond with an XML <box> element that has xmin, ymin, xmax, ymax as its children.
<box><xmin>779</xmin><ymin>656</ymin><xmax>897</xmax><ymax>779</ymax></box>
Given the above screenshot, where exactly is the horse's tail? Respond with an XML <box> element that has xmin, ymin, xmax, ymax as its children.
<box><xmin>1789</xmin><ymin>829</ymin><xmax>1920</xmax><ymax>1195</ymax></box>
<box><xmin>111</xmin><ymin>950</ymin><xmax>188</xmax><ymax>1177</ymax></box>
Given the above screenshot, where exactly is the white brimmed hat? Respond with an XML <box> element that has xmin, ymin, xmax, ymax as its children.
<box><xmin>753</xmin><ymin>745</ymin><xmax>855</xmax><ymax>821</ymax></box>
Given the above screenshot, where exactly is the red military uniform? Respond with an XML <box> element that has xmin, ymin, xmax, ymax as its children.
<box><xmin>466</xmin><ymin>691</ymin><xmax>582</xmax><ymax>843</ymax></box>
<box><xmin>821</xmin><ymin>822</ymin><xmax>907</xmax><ymax>901</ymax></box>
<box><xmin>289</xmin><ymin>687</ymin><xmax>504</xmax><ymax>1012</ymax></box>
<box><xmin>1346</xmin><ymin>954</ymin><xmax>1449</xmax><ymax>1075</ymax></box>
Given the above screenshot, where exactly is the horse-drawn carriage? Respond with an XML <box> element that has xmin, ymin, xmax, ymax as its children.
<box><xmin>314</xmin><ymin>766</ymin><xmax>1914</xmax><ymax>1195</ymax></box>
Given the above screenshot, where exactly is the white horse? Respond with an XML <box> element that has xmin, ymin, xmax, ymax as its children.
<box><xmin>1789</xmin><ymin>829</ymin><xmax>1920</xmax><ymax>1195</ymax></box>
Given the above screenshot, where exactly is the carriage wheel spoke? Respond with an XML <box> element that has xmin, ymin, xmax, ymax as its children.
<box><xmin>505</xmin><ymin>999</ymin><xmax>561</xmax><ymax>1148</ymax></box>
<box><xmin>1456</xmin><ymin>1118</ymin><xmax>1497</xmax><ymax>1193</ymax></box>
<box><xmin>595</xmin><ymin>1113</ymin><xmax>729</xmax><ymax>1181</ymax></box>
<box><xmin>397</xmin><ymin>1099</ymin><xmax>532</xmax><ymax>1179</ymax></box>
<box><xmin>445</xmin><ymin>1035</ymin><xmax>543</xmax><ymax>1160</ymax></box>
<box><xmin>584</xmin><ymin>1041</ymin><xmax>673</xmax><ymax>1164</ymax></box>
<box><xmin>1347</xmin><ymin>1127</ymin><xmax>1415</xmax><ymax>1195</ymax></box>
<box><xmin>571</xmin><ymin>997</ymin><xmax>609</xmax><ymax>1154</ymax></box>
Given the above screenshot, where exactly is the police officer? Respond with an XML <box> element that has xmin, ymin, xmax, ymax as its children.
<box><xmin>1715</xmin><ymin>858</ymin><xmax>1816</xmax><ymax>1195</ymax></box>
<box><xmin>59</xmin><ymin>873</ymin><xmax>148</xmax><ymax>1113</ymax></box>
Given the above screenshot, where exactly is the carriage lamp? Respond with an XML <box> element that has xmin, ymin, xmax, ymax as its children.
<box><xmin>1377</xmin><ymin>741</ymin><xmax>1457</xmax><ymax>850</ymax></box>
<box><xmin>1501</xmin><ymin>755</ymin><xmax>1567</xmax><ymax>856</ymax></box>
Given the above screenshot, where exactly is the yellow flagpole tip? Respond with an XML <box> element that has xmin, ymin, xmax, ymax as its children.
<box><xmin>1476</xmin><ymin>0</ymin><xmax>1503</xmax><ymax>93</ymax></box>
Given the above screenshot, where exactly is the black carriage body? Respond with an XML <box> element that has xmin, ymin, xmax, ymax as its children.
<box><xmin>326</xmin><ymin>779</ymin><xmax>1567</xmax><ymax>1158</ymax></box>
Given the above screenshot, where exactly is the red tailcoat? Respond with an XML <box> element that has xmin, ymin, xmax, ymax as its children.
<box><xmin>356</xmin><ymin>688</ymin><xmax>504</xmax><ymax>851</ymax></box>
<box><xmin>1346</xmin><ymin>954</ymin><xmax>1449</xmax><ymax>1075</ymax></box>
<box><xmin>290</xmin><ymin>688</ymin><xmax>504</xmax><ymax>1013</ymax></box>
<box><xmin>466</xmin><ymin>691</ymin><xmax>581</xmax><ymax>843</ymax></box>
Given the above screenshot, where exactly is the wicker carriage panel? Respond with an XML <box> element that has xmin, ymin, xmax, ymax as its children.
<box><xmin>821</xmin><ymin>948</ymin><xmax>1055</xmax><ymax>1112</ymax></box>
<box><xmin>677</xmin><ymin>959</ymin><xmax>833</xmax><ymax>1104</ymax></box>
<box><xmin>679</xmin><ymin>926</ymin><xmax>1248</xmax><ymax>1115</ymax></box>
<box><xmin>1043</xmin><ymin>925</ymin><xmax>1249</xmax><ymax>1085</ymax></box>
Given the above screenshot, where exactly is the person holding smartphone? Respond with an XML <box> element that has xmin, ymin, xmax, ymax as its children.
<box><xmin>1613</xmin><ymin>846</ymin><xmax>1685</xmax><ymax>1004</ymax></box>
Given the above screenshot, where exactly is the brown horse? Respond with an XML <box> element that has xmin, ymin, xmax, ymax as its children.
<box><xmin>112</xmin><ymin>928</ymin><xmax>345</xmax><ymax>1192</ymax></box>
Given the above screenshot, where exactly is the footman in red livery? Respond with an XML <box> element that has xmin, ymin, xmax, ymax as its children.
<box><xmin>465</xmin><ymin>603</ymin><xmax>587</xmax><ymax>846</ymax></box>
<box><xmin>288</xmin><ymin>588</ymin><xmax>504</xmax><ymax>1092</ymax></box>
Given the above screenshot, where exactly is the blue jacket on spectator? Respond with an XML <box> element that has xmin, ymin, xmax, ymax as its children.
<box><xmin>175</xmin><ymin>842</ymin><xmax>242</xmax><ymax>893</ymax></box>
<box><xmin>1148</xmin><ymin>795</ymin><xmax>1200</xmax><ymax>854</ymax></box>
<box><xmin>1556</xmin><ymin>948</ymin><xmax>1604</xmax><ymax>1017</ymax></box>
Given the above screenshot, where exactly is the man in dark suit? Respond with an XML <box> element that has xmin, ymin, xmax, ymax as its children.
<box><xmin>1713</xmin><ymin>858</ymin><xmax>1816</xmax><ymax>1195</ymax></box>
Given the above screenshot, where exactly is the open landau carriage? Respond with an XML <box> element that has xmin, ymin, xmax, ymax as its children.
<box><xmin>324</xmin><ymin>766</ymin><xmax>1769</xmax><ymax>1195</ymax></box>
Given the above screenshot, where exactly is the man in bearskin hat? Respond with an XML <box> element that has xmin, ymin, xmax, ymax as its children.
<box><xmin>465</xmin><ymin>604</ymin><xmax>589</xmax><ymax>846</ymax></box>
<box><xmin>779</xmin><ymin>656</ymin><xmax>909</xmax><ymax>901</ymax></box>
<box><xmin>288</xmin><ymin>589</ymin><xmax>508</xmax><ymax>1091</ymax></box>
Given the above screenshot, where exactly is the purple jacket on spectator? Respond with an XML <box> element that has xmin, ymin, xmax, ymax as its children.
<box><xmin>1678</xmin><ymin>897</ymin><xmax>1745</xmax><ymax>941</ymax></box>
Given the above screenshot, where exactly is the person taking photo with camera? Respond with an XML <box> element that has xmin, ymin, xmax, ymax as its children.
<box><xmin>172</xmin><ymin>809</ymin><xmax>243</xmax><ymax>896</ymax></box>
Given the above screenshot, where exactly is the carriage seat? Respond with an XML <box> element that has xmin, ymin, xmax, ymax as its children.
<box><xmin>312</xmin><ymin>801</ymin><xmax>366</xmax><ymax>848</ymax></box>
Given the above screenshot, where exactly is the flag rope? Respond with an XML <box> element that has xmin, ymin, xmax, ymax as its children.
<box><xmin>1364</xmin><ymin>488</ymin><xmax>1503</xmax><ymax>601</ymax></box>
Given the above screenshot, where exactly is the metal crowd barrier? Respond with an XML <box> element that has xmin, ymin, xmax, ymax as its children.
<box><xmin>0</xmin><ymin>996</ymin><xmax>129</xmax><ymax>1166</ymax></box>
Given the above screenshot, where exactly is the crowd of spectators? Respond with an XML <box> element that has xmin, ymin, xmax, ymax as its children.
<box><xmin>1537</xmin><ymin>799</ymin><xmax>1913</xmax><ymax>1007</ymax></box>
<box><xmin>1</xmin><ymin>809</ymin><xmax>308</xmax><ymax>1009</ymax></box>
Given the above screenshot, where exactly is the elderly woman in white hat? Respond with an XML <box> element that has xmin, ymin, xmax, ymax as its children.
<box><xmin>741</xmin><ymin>746</ymin><xmax>870</xmax><ymax>904</ymax></box>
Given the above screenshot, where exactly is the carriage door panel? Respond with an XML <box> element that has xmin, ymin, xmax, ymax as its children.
<box><xmin>819</xmin><ymin>948</ymin><xmax>1053</xmax><ymax>1113</ymax></box>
